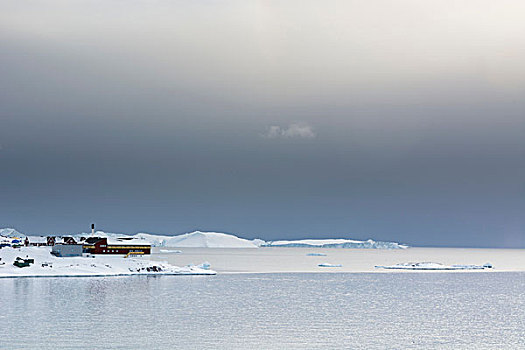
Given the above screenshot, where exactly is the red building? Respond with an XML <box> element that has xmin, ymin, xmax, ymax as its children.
<box><xmin>63</xmin><ymin>236</ymin><xmax>77</xmax><ymax>244</ymax></box>
<box><xmin>47</xmin><ymin>236</ymin><xmax>56</xmax><ymax>246</ymax></box>
<box><xmin>83</xmin><ymin>237</ymin><xmax>151</xmax><ymax>255</ymax></box>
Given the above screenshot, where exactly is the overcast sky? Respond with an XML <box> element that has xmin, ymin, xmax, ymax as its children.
<box><xmin>1</xmin><ymin>0</ymin><xmax>524</xmax><ymax>247</ymax></box>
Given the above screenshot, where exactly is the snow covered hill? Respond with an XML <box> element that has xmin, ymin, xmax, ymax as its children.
<box><xmin>0</xmin><ymin>228</ymin><xmax>23</xmax><ymax>238</ymax></box>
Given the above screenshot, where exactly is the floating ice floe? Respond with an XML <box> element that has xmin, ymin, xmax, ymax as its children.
<box><xmin>307</xmin><ymin>253</ymin><xmax>327</xmax><ymax>256</ymax></box>
<box><xmin>375</xmin><ymin>262</ymin><xmax>494</xmax><ymax>270</ymax></box>
<box><xmin>159</xmin><ymin>249</ymin><xmax>182</xmax><ymax>254</ymax></box>
<box><xmin>318</xmin><ymin>263</ymin><xmax>342</xmax><ymax>267</ymax></box>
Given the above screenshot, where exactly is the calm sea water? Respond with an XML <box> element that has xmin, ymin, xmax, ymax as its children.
<box><xmin>1</xmin><ymin>273</ymin><xmax>524</xmax><ymax>349</ymax></box>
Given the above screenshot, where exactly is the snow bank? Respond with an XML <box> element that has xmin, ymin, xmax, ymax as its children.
<box><xmin>265</xmin><ymin>238</ymin><xmax>408</xmax><ymax>249</ymax></box>
<box><xmin>0</xmin><ymin>247</ymin><xmax>215</xmax><ymax>278</ymax></box>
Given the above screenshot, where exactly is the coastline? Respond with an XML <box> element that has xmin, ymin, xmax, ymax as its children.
<box><xmin>0</xmin><ymin>246</ymin><xmax>216</xmax><ymax>278</ymax></box>
<box><xmin>2</xmin><ymin>246</ymin><xmax>523</xmax><ymax>278</ymax></box>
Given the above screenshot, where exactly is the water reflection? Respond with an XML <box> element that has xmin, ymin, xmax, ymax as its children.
<box><xmin>1</xmin><ymin>273</ymin><xmax>524</xmax><ymax>349</ymax></box>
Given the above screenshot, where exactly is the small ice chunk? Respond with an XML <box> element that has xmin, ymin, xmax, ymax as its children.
<box><xmin>318</xmin><ymin>263</ymin><xmax>342</xmax><ymax>267</ymax></box>
<box><xmin>197</xmin><ymin>261</ymin><xmax>211</xmax><ymax>270</ymax></box>
<box><xmin>159</xmin><ymin>249</ymin><xmax>182</xmax><ymax>254</ymax></box>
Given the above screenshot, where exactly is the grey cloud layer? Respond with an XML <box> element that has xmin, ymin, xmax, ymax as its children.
<box><xmin>0</xmin><ymin>0</ymin><xmax>524</xmax><ymax>247</ymax></box>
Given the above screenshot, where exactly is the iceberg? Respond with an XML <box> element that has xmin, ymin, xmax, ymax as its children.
<box><xmin>135</xmin><ymin>231</ymin><xmax>260</xmax><ymax>248</ymax></box>
<box><xmin>375</xmin><ymin>262</ymin><xmax>494</xmax><ymax>270</ymax></box>
<box><xmin>265</xmin><ymin>238</ymin><xmax>408</xmax><ymax>249</ymax></box>
<box><xmin>307</xmin><ymin>253</ymin><xmax>327</xmax><ymax>256</ymax></box>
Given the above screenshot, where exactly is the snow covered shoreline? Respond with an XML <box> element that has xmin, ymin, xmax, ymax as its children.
<box><xmin>0</xmin><ymin>247</ymin><xmax>215</xmax><ymax>278</ymax></box>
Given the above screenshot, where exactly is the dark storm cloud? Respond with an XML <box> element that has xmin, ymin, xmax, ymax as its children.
<box><xmin>1</xmin><ymin>0</ymin><xmax>524</xmax><ymax>247</ymax></box>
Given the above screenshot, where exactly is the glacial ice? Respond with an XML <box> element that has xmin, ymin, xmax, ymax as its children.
<box><xmin>375</xmin><ymin>262</ymin><xmax>494</xmax><ymax>270</ymax></box>
<box><xmin>318</xmin><ymin>263</ymin><xmax>342</xmax><ymax>267</ymax></box>
<box><xmin>197</xmin><ymin>261</ymin><xmax>211</xmax><ymax>270</ymax></box>
<box><xmin>266</xmin><ymin>238</ymin><xmax>408</xmax><ymax>249</ymax></box>
<box><xmin>126</xmin><ymin>231</ymin><xmax>260</xmax><ymax>248</ymax></box>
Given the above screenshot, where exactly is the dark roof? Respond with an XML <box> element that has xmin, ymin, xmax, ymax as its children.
<box><xmin>85</xmin><ymin>237</ymin><xmax>104</xmax><ymax>244</ymax></box>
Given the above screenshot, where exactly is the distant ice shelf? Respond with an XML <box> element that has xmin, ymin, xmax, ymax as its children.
<box><xmin>375</xmin><ymin>262</ymin><xmax>493</xmax><ymax>271</ymax></box>
<box><xmin>265</xmin><ymin>238</ymin><xmax>408</xmax><ymax>249</ymax></box>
